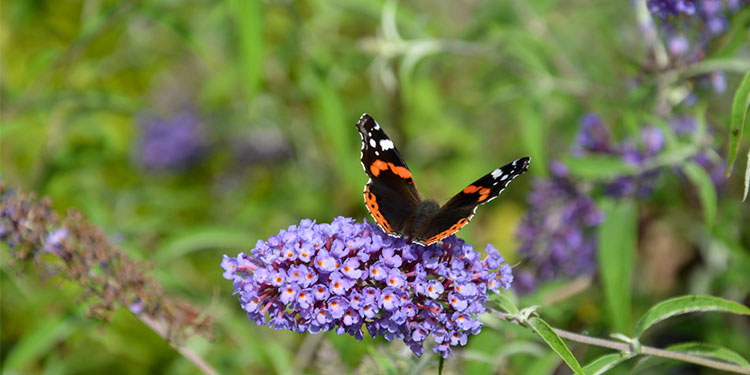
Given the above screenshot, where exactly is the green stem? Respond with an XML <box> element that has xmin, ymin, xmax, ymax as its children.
<box><xmin>490</xmin><ymin>310</ymin><xmax>750</xmax><ymax>375</ymax></box>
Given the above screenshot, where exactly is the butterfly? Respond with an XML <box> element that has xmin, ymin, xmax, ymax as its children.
<box><xmin>356</xmin><ymin>113</ymin><xmax>530</xmax><ymax>245</ymax></box>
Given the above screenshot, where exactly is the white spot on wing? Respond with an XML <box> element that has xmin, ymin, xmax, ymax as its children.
<box><xmin>369</xmin><ymin>139</ymin><xmax>376</xmax><ymax>148</ymax></box>
<box><xmin>491</xmin><ymin>168</ymin><xmax>503</xmax><ymax>179</ymax></box>
<box><xmin>501</xmin><ymin>174</ymin><xmax>509</xmax><ymax>181</ymax></box>
<box><xmin>380</xmin><ymin>139</ymin><xmax>394</xmax><ymax>150</ymax></box>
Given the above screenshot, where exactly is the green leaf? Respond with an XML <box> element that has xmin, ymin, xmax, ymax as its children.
<box><xmin>228</xmin><ymin>0</ymin><xmax>263</xmax><ymax>98</ymax></box>
<box><xmin>368</xmin><ymin>346</ymin><xmax>399</xmax><ymax>375</ymax></box>
<box><xmin>528</xmin><ymin>317</ymin><xmax>584</xmax><ymax>375</ymax></box>
<box><xmin>154</xmin><ymin>228</ymin><xmax>254</xmax><ymax>264</ymax></box>
<box><xmin>666</xmin><ymin>342</ymin><xmax>750</xmax><ymax>368</ymax></box>
<box><xmin>583</xmin><ymin>353</ymin><xmax>632</xmax><ymax>375</ymax></box>
<box><xmin>726</xmin><ymin>69</ymin><xmax>750</xmax><ymax>176</ymax></box>
<box><xmin>634</xmin><ymin>341</ymin><xmax>750</xmax><ymax>373</ymax></box>
<box><xmin>711</xmin><ymin>9</ymin><xmax>750</xmax><ymax>59</ymax></box>
<box><xmin>744</xmin><ymin>148</ymin><xmax>750</xmax><ymax>201</ymax></box>
<box><xmin>490</xmin><ymin>293</ymin><xmax>520</xmax><ymax>316</ymax></box>
<box><xmin>681</xmin><ymin>58</ymin><xmax>750</xmax><ymax>77</ymax></box>
<box><xmin>564</xmin><ymin>155</ymin><xmax>638</xmax><ymax>179</ymax></box>
<box><xmin>527</xmin><ymin>352</ymin><xmax>564</xmax><ymax>375</ymax></box>
<box><xmin>2</xmin><ymin>312</ymin><xmax>84</xmax><ymax>372</ymax></box>
<box><xmin>681</xmin><ymin>161</ymin><xmax>717</xmax><ymax>228</ymax></box>
<box><xmin>597</xmin><ymin>199</ymin><xmax>637</xmax><ymax>334</ymax></box>
<box><xmin>265</xmin><ymin>341</ymin><xmax>294</xmax><ymax>375</ymax></box>
<box><xmin>635</xmin><ymin>295</ymin><xmax>750</xmax><ymax>337</ymax></box>
<box><xmin>520</xmin><ymin>101</ymin><xmax>547</xmax><ymax>177</ymax></box>
<box><xmin>310</xmin><ymin>72</ymin><xmax>361</xmax><ymax>197</ymax></box>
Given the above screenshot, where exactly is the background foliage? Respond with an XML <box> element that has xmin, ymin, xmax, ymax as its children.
<box><xmin>2</xmin><ymin>0</ymin><xmax>749</xmax><ymax>374</ymax></box>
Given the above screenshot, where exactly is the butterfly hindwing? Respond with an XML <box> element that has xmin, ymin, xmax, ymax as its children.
<box><xmin>357</xmin><ymin>114</ymin><xmax>421</xmax><ymax>235</ymax></box>
<box><xmin>416</xmin><ymin>157</ymin><xmax>530</xmax><ymax>244</ymax></box>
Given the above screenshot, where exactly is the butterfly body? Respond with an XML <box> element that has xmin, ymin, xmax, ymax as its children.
<box><xmin>357</xmin><ymin>113</ymin><xmax>529</xmax><ymax>245</ymax></box>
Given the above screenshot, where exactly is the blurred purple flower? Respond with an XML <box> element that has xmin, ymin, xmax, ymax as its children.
<box><xmin>709</xmin><ymin>71</ymin><xmax>727</xmax><ymax>93</ymax></box>
<box><xmin>575</xmin><ymin>114</ymin><xmax>666</xmax><ymax>197</ymax></box>
<box><xmin>515</xmin><ymin>162</ymin><xmax>603</xmax><ymax>293</ymax></box>
<box><xmin>669</xmin><ymin>115</ymin><xmax>698</xmax><ymax>135</ymax></box>
<box><xmin>667</xmin><ymin>117</ymin><xmax>727</xmax><ymax>187</ymax></box>
<box><xmin>667</xmin><ymin>35</ymin><xmax>690</xmax><ymax>56</ymax></box>
<box><xmin>648</xmin><ymin>0</ymin><xmax>696</xmax><ymax>18</ymax></box>
<box><xmin>516</xmin><ymin>112</ymin><xmax>725</xmax><ymax>292</ymax></box>
<box><xmin>573</xmin><ymin>114</ymin><xmax>612</xmax><ymax>155</ymax></box>
<box><xmin>136</xmin><ymin>110</ymin><xmax>208</xmax><ymax>171</ymax></box>
<box><xmin>645</xmin><ymin>0</ymin><xmax>748</xmax><ymax>93</ymax></box>
<box><xmin>222</xmin><ymin>217</ymin><xmax>514</xmax><ymax>358</ymax></box>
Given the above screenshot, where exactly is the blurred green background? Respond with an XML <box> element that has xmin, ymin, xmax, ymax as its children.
<box><xmin>2</xmin><ymin>0</ymin><xmax>749</xmax><ymax>374</ymax></box>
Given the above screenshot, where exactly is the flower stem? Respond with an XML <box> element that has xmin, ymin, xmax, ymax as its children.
<box><xmin>137</xmin><ymin>314</ymin><xmax>218</xmax><ymax>375</ymax></box>
<box><xmin>490</xmin><ymin>310</ymin><xmax>750</xmax><ymax>374</ymax></box>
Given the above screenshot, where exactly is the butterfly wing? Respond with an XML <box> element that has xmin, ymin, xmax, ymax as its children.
<box><xmin>416</xmin><ymin>157</ymin><xmax>530</xmax><ymax>244</ymax></box>
<box><xmin>357</xmin><ymin>114</ymin><xmax>421</xmax><ymax>235</ymax></box>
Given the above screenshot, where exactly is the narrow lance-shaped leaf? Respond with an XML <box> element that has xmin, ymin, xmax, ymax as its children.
<box><xmin>228</xmin><ymin>0</ymin><xmax>263</xmax><ymax>99</ymax></box>
<box><xmin>368</xmin><ymin>346</ymin><xmax>399</xmax><ymax>375</ymax></box>
<box><xmin>744</xmin><ymin>148</ymin><xmax>750</xmax><ymax>201</ymax></box>
<box><xmin>633</xmin><ymin>341</ymin><xmax>750</xmax><ymax>373</ymax></box>
<box><xmin>635</xmin><ymin>295</ymin><xmax>750</xmax><ymax>337</ymax></box>
<box><xmin>2</xmin><ymin>311</ymin><xmax>85</xmax><ymax>372</ymax></box>
<box><xmin>528</xmin><ymin>317</ymin><xmax>585</xmax><ymax>375</ymax></box>
<box><xmin>490</xmin><ymin>293</ymin><xmax>520</xmax><ymax>316</ymax></box>
<box><xmin>311</xmin><ymin>73</ymin><xmax>360</xmax><ymax>197</ymax></box>
<box><xmin>597</xmin><ymin>199</ymin><xmax>637</xmax><ymax>334</ymax></box>
<box><xmin>520</xmin><ymin>101</ymin><xmax>547</xmax><ymax>177</ymax></box>
<box><xmin>564</xmin><ymin>155</ymin><xmax>638</xmax><ymax>180</ymax></box>
<box><xmin>154</xmin><ymin>228</ymin><xmax>254</xmax><ymax>264</ymax></box>
<box><xmin>682</xmin><ymin>161</ymin><xmax>717</xmax><ymax>228</ymax></box>
<box><xmin>726</xmin><ymin>69</ymin><xmax>750</xmax><ymax>176</ymax></box>
<box><xmin>582</xmin><ymin>353</ymin><xmax>633</xmax><ymax>375</ymax></box>
<box><xmin>666</xmin><ymin>342</ymin><xmax>750</xmax><ymax>368</ymax></box>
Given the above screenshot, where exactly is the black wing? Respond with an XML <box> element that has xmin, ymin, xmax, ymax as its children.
<box><xmin>357</xmin><ymin>114</ymin><xmax>421</xmax><ymax>235</ymax></box>
<box><xmin>416</xmin><ymin>157</ymin><xmax>530</xmax><ymax>244</ymax></box>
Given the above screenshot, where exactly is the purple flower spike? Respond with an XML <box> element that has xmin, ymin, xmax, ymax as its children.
<box><xmin>222</xmin><ymin>217</ymin><xmax>514</xmax><ymax>358</ymax></box>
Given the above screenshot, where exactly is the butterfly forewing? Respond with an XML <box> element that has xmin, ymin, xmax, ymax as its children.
<box><xmin>357</xmin><ymin>114</ymin><xmax>421</xmax><ymax>234</ymax></box>
<box><xmin>416</xmin><ymin>157</ymin><xmax>530</xmax><ymax>244</ymax></box>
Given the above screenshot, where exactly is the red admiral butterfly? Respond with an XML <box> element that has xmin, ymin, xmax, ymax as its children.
<box><xmin>357</xmin><ymin>113</ymin><xmax>530</xmax><ymax>245</ymax></box>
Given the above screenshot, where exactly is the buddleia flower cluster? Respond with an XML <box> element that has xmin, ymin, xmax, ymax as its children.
<box><xmin>514</xmin><ymin>160</ymin><xmax>603</xmax><ymax>293</ymax></box>
<box><xmin>221</xmin><ymin>217</ymin><xmax>513</xmax><ymax>358</ymax></box>
<box><xmin>0</xmin><ymin>184</ymin><xmax>213</xmax><ymax>338</ymax></box>
<box><xmin>575</xmin><ymin>114</ymin><xmax>666</xmax><ymax>197</ymax></box>
<box><xmin>644</xmin><ymin>0</ymin><xmax>748</xmax><ymax>94</ymax></box>
<box><xmin>515</xmin><ymin>113</ymin><xmax>723</xmax><ymax>293</ymax></box>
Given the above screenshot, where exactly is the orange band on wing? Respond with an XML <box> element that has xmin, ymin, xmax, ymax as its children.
<box><xmin>390</xmin><ymin>164</ymin><xmax>413</xmax><ymax>179</ymax></box>
<box><xmin>477</xmin><ymin>187</ymin><xmax>491</xmax><ymax>202</ymax></box>
<box><xmin>369</xmin><ymin>160</ymin><xmax>413</xmax><ymax>180</ymax></box>
<box><xmin>462</xmin><ymin>185</ymin><xmax>480</xmax><ymax>194</ymax></box>
<box><xmin>422</xmin><ymin>216</ymin><xmax>472</xmax><ymax>245</ymax></box>
<box><xmin>364</xmin><ymin>185</ymin><xmax>393</xmax><ymax>233</ymax></box>
<box><xmin>463</xmin><ymin>185</ymin><xmax>492</xmax><ymax>202</ymax></box>
<box><xmin>370</xmin><ymin>160</ymin><xmax>389</xmax><ymax>177</ymax></box>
